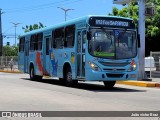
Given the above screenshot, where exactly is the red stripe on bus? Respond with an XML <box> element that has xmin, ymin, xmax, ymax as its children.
<box><xmin>36</xmin><ymin>52</ymin><xmax>43</xmax><ymax>75</ymax></box>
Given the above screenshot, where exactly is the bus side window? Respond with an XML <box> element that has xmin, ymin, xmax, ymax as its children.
<box><xmin>82</xmin><ymin>31</ymin><xmax>86</xmax><ymax>52</ymax></box>
<box><xmin>30</xmin><ymin>36</ymin><xmax>33</xmax><ymax>51</ymax></box>
<box><xmin>52</xmin><ymin>31</ymin><xmax>56</xmax><ymax>48</ymax></box>
<box><xmin>37</xmin><ymin>33</ymin><xmax>43</xmax><ymax>50</ymax></box>
<box><xmin>46</xmin><ymin>38</ymin><xmax>50</xmax><ymax>55</ymax></box>
<box><xmin>19</xmin><ymin>37</ymin><xmax>25</xmax><ymax>52</ymax></box>
<box><xmin>34</xmin><ymin>34</ymin><xmax>38</xmax><ymax>50</ymax></box>
<box><xmin>30</xmin><ymin>35</ymin><xmax>37</xmax><ymax>51</ymax></box>
<box><xmin>65</xmin><ymin>25</ymin><xmax>75</xmax><ymax>48</ymax></box>
<box><xmin>77</xmin><ymin>32</ymin><xmax>81</xmax><ymax>53</ymax></box>
<box><xmin>54</xmin><ymin>28</ymin><xmax>64</xmax><ymax>49</ymax></box>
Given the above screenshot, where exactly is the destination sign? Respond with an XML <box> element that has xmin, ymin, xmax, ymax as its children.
<box><xmin>95</xmin><ymin>20</ymin><xmax>129</xmax><ymax>27</ymax></box>
<box><xmin>89</xmin><ymin>17</ymin><xmax>135</xmax><ymax>29</ymax></box>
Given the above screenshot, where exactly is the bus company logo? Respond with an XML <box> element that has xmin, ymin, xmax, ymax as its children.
<box><xmin>2</xmin><ymin>112</ymin><xmax>11</xmax><ymax>117</ymax></box>
<box><xmin>113</xmin><ymin>68</ymin><xmax>117</xmax><ymax>71</ymax></box>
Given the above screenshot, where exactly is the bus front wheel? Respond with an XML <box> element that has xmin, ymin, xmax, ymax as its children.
<box><xmin>65</xmin><ymin>67</ymin><xmax>78</xmax><ymax>86</ymax></box>
<box><xmin>103</xmin><ymin>81</ymin><xmax>116</xmax><ymax>89</ymax></box>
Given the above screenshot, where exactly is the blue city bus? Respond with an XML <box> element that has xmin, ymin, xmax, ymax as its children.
<box><xmin>18</xmin><ymin>15</ymin><xmax>139</xmax><ymax>88</ymax></box>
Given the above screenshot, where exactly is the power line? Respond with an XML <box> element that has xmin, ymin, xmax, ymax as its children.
<box><xmin>3</xmin><ymin>34</ymin><xmax>21</xmax><ymax>39</ymax></box>
<box><xmin>3</xmin><ymin>33</ymin><xmax>21</xmax><ymax>36</ymax></box>
<box><xmin>66</xmin><ymin>14</ymin><xmax>74</xmax><ymax>20</ymax></box>
<box><xmin>3</xmin><ymin>26</ymin><xmax>14</xmax><ymax>34</ymax></box>
<box><xmin>4</xmin><ymin>0</ymin><xmax>82</xmax><ymax>14</ymax></box>
<box><xmin>4</xmin><ymin>0</ymin><xmax>71</xmax><ymax>11</ymax></box>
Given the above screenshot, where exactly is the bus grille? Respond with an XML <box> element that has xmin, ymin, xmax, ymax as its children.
<box><xmin>106</xmin><ymin>73</ymin><xmax>124</xmax><ymax>78</ymax></box>
<box><xmin>99</xmin><ymin>61</ymin><xmax>129</xmax><ymax>67</ymax></box>
<box><xmin>103</xmin><ymin>68</ymin><xmax>125</xmax><ymax>71</ymax></box>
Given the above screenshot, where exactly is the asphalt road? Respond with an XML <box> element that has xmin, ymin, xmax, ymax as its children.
<box><xmin>0</xmin><ymin>72</ymin><xmax>159</xmax><ymax>120</ymax></box>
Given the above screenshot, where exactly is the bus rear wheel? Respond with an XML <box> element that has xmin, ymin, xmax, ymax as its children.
<box><xmin>30</xmin><ymin>66</ymin><xmax>35</xmax><ymax>80</ymax></box>
<box><xmin>30</xmin><ymin>66</ymin><xmax>42</xmax><ymax>81</ymax></box>
<box><xmin>65</xmin><ymin>67</ymin><xmax>78</xmax><ymax>86</ymax></box>
<box><xmin>59</xmin><ymin>78</ymin><xmax>65</xmax><ymax>85</ymax></box>
<box><xmin>103</xmin><ymin>81</ymin><xmax>116</xmax><ymax>89</ymax></box>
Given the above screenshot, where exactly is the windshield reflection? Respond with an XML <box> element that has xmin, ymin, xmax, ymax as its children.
<box><xmin>89</xmin><ymin>28</ymin><xmax>137</xmax><ymax>59</ymax></box>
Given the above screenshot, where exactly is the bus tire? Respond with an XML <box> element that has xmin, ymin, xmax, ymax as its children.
<box><xmin>103</xmin><ymin>81</ymin><xmax>116</xmax><ymax>89</ymax></box>
<box><xmin>30</xmin><ymin>66</ymin><xmax>42</xmax><ymax>81</ymax></box>
<box><xmin>59</xmin><ymin>78</ymin><xmax>65</xmax><ymax>85</ymax></box>
<box><xmin>30</xmin><ymin>66</ymin><xmax>35</xmax><ymax>80</ymax></box>
<box><xmin>65</xmin><ymin>67</ymin><xmax>78</xmax><ymax>86</ymax></box>
<box><xmin>36</xmin><ymin>75</ymin><xmax>42</xmax><ymax>81</ymax></box>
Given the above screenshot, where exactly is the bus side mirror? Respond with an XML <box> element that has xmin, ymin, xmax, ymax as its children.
<box><xmin>137</xmin><ymin>34</ymin><xmax>140</xmax><ymax>48</ymax></box>
<box><xmin>87</xmin><ymin>32</ymin><xmax>91</xmax><ymax>40</ymax></box>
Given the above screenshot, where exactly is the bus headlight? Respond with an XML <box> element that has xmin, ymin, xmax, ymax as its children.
<box><xmin>88</xmin><ymin>61</ymin><xmax>101</xmax><ymax>71</ymax></box>
<box><xmin>128</xmin><ymin>60</ymin><xmax>137</xmax><ymax>71</ymax></box>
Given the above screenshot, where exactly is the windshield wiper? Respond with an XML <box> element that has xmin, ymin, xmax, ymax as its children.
<box><xmin>101</xmin><ymin>27</ymin><xmax>113</xmax><ymax>46</ymax></box>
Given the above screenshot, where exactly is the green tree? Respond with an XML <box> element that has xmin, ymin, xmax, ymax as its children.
<box><xmin>145</xmin><ymin>0</ymin><xmax>160</xmax><ymax>37</ymax></box>
<box><xmin>109</xmin><ymin>2</ymin><xmax>139</xmax><ymax>25</ymax></box>
<box><xmin>3</xmin><ymin>45</ymin><xmax>18</xmax><ymax>56</ymax></box>
<box><xmin>109</xmin><ymin>1</ymin><xmax>160</xmax><ymax>70</ymax></box>
<box><xmin>22</xmin><ymin>22</ymin><xmax>46</xmax><ymax>33</ymax></box>
<box><xmin>109</xmin><ymin>1</ymin><xmax>159</xmax><ymax>37</ymax></box>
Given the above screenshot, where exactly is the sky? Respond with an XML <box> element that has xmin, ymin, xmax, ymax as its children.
<box><xmin>1</xmin><ymin>0</ymin><xmax>124</xmax><ymax>46</ymax></box>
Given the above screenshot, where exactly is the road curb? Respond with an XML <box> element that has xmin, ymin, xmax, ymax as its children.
<box><xmin>0</xmin><ymin>70</ymin><xmax>160</xmax><ymax>88</ymax></box>
<box><xmin>155</xmin><ymin>83</ymin><xmax>160</xmax><ymax>88</ymax></box>
<box><xmin>116</xmin><ymin>81</ymin><xmax>157</xmax><ymax>87</ymax></box>
<box><xmin>0</xmin><ymin>70</ymin><xmax>22</xmax><ymax>74</ymax></box>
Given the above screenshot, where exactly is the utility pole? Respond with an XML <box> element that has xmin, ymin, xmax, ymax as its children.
<box><xmin>113</xmin><ymin>0</ymin><xmax>146</xmax><ymax>80</ymax></box>
<box><xmin>57</xmin><ymin>7</ymin><xmax>74</xmax><ymax>21</ymax></box>
<box><xmin>11</xmin><ymin>22</ymin><xmax>21</xmax><ymax>46</ymax></box>
<box><xmin>0</xmin><ymin>9</ymin><xmax>4</xmax><ymax>56</ymax></box>
<box><xmin>138</xmin><ymin>0</ymin><xmax>146</xmax><ymax>79</ymax></box>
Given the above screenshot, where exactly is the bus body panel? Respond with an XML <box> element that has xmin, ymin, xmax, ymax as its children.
<box><xmin>85</xmin><ymin>52</ymin><xmax>139</xmax><ymax>81</ymax></box>
<box><xmin>24</xmin><ymin>39</ymin><xmax>29</xmax><ymax>73</ymax></box>
<box><xmin>42</xmin><ymin>36</ymin><xmax>51</xmax><ymax>76</ymax></box>
<box><xmin>50</xmin><ymin>49</ymin><xmax>64</xmax><ymax>77</ymax></box>
<box><xmin>18</xmin><ymin>52</ymin><xmax>25</xmax><ymax>72</ymax></box>
<box><xmin>28</xmin><ymin>50</ymin><xmax>47</xmax><ymax>76</ymax></box>
<box><xmin>50</xmin><ymin>48</ymin><xmax>77</xmax><ymax>79</ymax></box>
<box><xmin>18</xmin><ymin>15</ymin><xmax>139</xmax><ymax>84</ymax></box>
<box><xmin>35</xmin><ymin>51</ymin><xmax>43</xmax><ymax>76</ymax></box>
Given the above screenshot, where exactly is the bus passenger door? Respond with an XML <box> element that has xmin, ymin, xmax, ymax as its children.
<box><xmin>43</xmin><ymin>36</ymin><xmax>51</xmax><ymax>76</ymax></box>
<box><xmin>24</xmin><ymin>40</ymin><xmax>29</xmax><ymax>73</ymax></box>
<box><xmin>77</xmin><ymin>30</ymin><xmax>86</xmax><ymax>78</ymax></box>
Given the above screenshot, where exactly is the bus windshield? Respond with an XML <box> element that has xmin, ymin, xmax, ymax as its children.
<box><xmin>88</xmin><ymin>28</ymin><xmax>137</xmax><ymax>59</ymax></box>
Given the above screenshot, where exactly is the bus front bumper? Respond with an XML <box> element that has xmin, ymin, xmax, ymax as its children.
<box><xmin>85</xmin><ymin>69</ymin><xmax>138</xmax><ymax>81</ymax></box>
